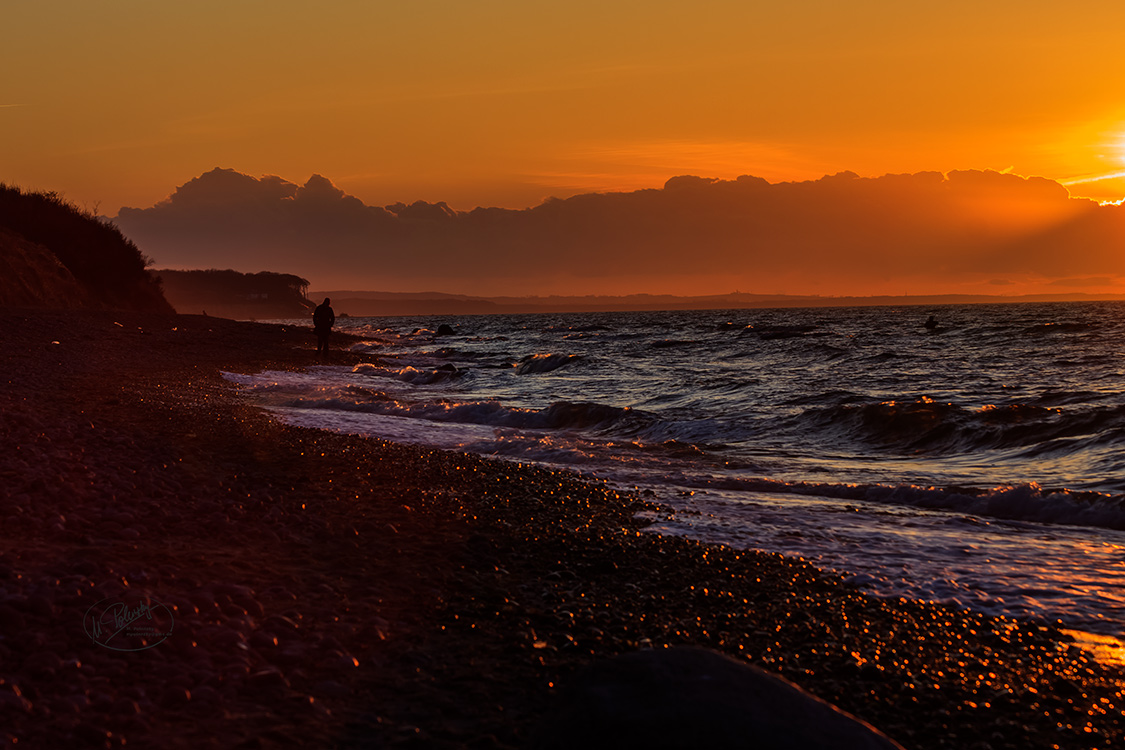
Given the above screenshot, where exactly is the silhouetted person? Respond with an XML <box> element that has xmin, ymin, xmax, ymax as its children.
<box><xmin>924</xmin><ymin>315</ymin><xmax>938</xmax><ymax>330</ymax></box>
<box><xmin>313</xmin><ymin>297</ymin><xmax>335</xmax><ymax>358</ymax></box>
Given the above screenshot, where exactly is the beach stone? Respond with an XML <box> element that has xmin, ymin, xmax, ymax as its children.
<box><xmin>531</xmin><ymin>646</ymin><xmax>905</xmax><ymax>750</ymax></box>
<box><xmin>58</xmin><ymin>692</ymin><xmax>92</xmax><ymax>714</ymax></box>
<box><xmin>0</xmin><ymin>687</ymin><xmax>33</xmax><ymax>714</ymax></box>
<box><xmin>249</xmin><ymin>630</ymin><xmax>279</xmax><ymax>649</ymax></box>
<box><xmin>166</xmin><ymin>596</ymin><xmax>199</xmax><ymax>617</ymax></box>
<box><xmin>112</xmin><ymin>697</ymin><xmax>141</xmax><ymax>716</ymax></box>
<box><xmin>274</xmin><ymin>645</ymin><xmax>308</xmax><ymax>667</ymax></box>
<box><xmin>22</xmin><ymin>650</ymin><xmax>63</xmax><ymax>677</ymax></box>
<box><xmin>187</xmin><ymin>685</ymin><xmax>218</xmax><ymax>708</ymax></box>
<box><xmin>0</xmin><ymin>604</ymin><xmax>26</xmax><ymax>630</ymax></box>
<box><xmin>313</xmin><ymin>680</ymin><xmax>350</xmax><ymax>699</ymax></box>
<box><xmin>23</xmin><ymin>594</ymin><xmax>53</xmax><ymax>617</ymax></box>
<box><xmin>160</xmin><ymin>686</ymin><xmax>192</xmax><ymax>709</ymax></box>
<box><xmin>73</xmin><ymin>724</ymin><xmax>115</xmax><ymax>746</ymax></box>
<box><xmin>198</xmin><ymin>625</ymin><xmax>245</xmax><ymax>650</ymax></box>
<box><xmin>189</xmin><ymin>590</ymin><xmax>219</xmax><ymax>612</ymax></box>
<box><xmin>217</xmin><ymin>593</ymin><xmax>247</xmax><ymax>617</ymax></box>
<box><xmin>249</xmin><ymin>666</ymin><xmax>290</xmax><ymax>690</ymax></box>
<box><xmin>265</xmin><ymin>614</ymin><xmax>302</xmax><ymax>633</ymax></box>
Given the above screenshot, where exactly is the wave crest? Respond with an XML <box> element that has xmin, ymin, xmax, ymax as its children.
<box><xmin>353</xmin><ymin>362</ymin><xmax>463</xmax><ymax>385</ymax></box>
<box><xmin>516</xmin><ymin>353</ymin><xmax>582</xmax><ymax>375</ymax></box>
<box><xmin>801</xmin><ymin>397</ymin><xmax>1125</xmax><ymax>454</ymax></box>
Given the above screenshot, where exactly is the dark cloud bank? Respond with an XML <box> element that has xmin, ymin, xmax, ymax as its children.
<box><xmin>114</xmin><ymin>167</ymin><xmax>1125</xmax><ymax>296</ymax></box>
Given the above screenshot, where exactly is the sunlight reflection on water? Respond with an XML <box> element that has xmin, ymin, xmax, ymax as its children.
<box><xmin>1062</xmin><ymin>630</ymin><xmax>1125</xmax><ymax>667</ymax></box>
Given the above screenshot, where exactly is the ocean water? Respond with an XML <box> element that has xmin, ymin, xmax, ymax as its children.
<box><xmin>230</xmin><ymin>302</ymin><xmax>1125</xmax><ymax>648</ymax></box>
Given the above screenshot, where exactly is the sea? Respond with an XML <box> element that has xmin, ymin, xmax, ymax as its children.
<box><xmin>229</xmin><ymin>301</ymin><xmax>1125</xmax><ymax>657</ymax></box>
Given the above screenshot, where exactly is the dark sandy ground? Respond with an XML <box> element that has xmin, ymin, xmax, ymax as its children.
<box><xmin>0</xmin><ymin>309</ymin><xmax>1121</xmax><ymax>749</ymax></box>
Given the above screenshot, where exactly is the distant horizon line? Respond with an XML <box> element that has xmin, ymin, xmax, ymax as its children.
<box><xmin>297</xmin><ymin>288</ymin><xmax>1125</xmax><ymax>314</ymax></box>
<box><xmin>306</xmin><ymin>288</ymin><xmax>1125</xmax><ymax>300</ymax></box>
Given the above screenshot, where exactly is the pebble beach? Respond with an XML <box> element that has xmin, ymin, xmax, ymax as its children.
<box><xmin>1</xmin><ymin>309</ymin><xmax>1122</xmax><ymax>749</ymax></box>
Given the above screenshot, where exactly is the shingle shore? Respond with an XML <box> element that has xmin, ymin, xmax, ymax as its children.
<box><xmin>0</xmin><ymin>309</ymin><xmax>1121</xmax><ymax>749</ymax></box>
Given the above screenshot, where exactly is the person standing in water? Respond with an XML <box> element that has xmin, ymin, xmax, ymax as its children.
<box><xmin>313</xmin><ymin>297</ymin><xmax>335</xmax><ymax>358</ymax></box>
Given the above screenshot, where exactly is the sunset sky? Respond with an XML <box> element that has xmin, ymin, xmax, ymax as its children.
<box><xmin>7</xmin><ymin>2</ymin><xmax>1125</xmax><ymax>296</ymax></box>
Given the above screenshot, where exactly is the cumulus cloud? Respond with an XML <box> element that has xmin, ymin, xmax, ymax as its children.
<box><xmin>113</xmin><ymin>166</ymin><xmax>1125</xmax><ymax>295</ymax></box>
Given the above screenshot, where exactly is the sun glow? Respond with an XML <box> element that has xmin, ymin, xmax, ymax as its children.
<box><xmin>1061</xmin><ymin>171</ymin><xmax>1125</xmax><ymax>205</ymax></box>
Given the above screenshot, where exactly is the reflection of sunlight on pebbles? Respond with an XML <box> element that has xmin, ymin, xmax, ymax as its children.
<box><xmin>629</xmin><ymin>486</ymin><xmax>1125</xmax><ymax>643</ymax></box>
<box><xmin>1062</xmin><ymin>629</ymin><xmax>1125</xmax><ymax>667</ymax></box>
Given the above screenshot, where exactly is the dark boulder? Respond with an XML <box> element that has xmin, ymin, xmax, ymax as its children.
<box><xmin>531</xmin><ymin>646</ymin><xmax>904</xmax><ymax>750</ymax></box>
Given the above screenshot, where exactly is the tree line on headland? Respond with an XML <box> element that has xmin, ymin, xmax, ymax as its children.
<box><xmin>157</xmin><ymin>269</ymin><xmax>313</xmax><ymax>319</ymax></box>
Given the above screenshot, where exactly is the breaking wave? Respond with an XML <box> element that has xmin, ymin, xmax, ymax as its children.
<box><xmin>277</xmin><ymin>393</ymin><xmax>644</xmax><ymax>433</ymax></box>
<box><xmin>797</xmin><ymin>397</ymin><xmax>1125</xmax><ymax>455</ymax></box>
<box><xmin>515</xmin><ymin>353</ymin><xmax>583</xmax><ymax>375</ymax></box>
<box><xmin>688</xmin><ymin>475</ymin><xmax>1125</xmax><ymax>531</ymax></box>
<box><xmin>353</xmin><ymin>362</ymin><xmax>463</xmax><ymax>385</ymax></box>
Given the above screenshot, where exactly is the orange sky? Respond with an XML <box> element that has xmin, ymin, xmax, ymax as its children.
<box><xmin>7</xmin><ymin>2</ymin><xmax>1125</xmax><ymax>295</ymax></box>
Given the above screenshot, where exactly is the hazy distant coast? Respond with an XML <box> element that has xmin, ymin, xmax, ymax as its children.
<box><xmin>312</xmin><ymin>288</ymin><xmax>1125</xmax><ymax>317</ymax></box>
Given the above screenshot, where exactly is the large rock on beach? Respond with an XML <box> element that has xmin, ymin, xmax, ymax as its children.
<box><xmin>532</xmin><ymin>646</ymin><xmax>904</xmax><ymax>750</ymax></box>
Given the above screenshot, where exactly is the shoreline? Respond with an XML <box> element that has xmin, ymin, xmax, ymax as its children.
<box><xmin>1</xmin><ymin>309</ymin><xmax>1122</xmax><ymax>748</ymax></box>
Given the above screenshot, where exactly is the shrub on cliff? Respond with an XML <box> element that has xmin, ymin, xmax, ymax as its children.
<box><xmin>0</xmin><ymin>184</ymin><xmax>173</xmax><ymax>312</ymax></box>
